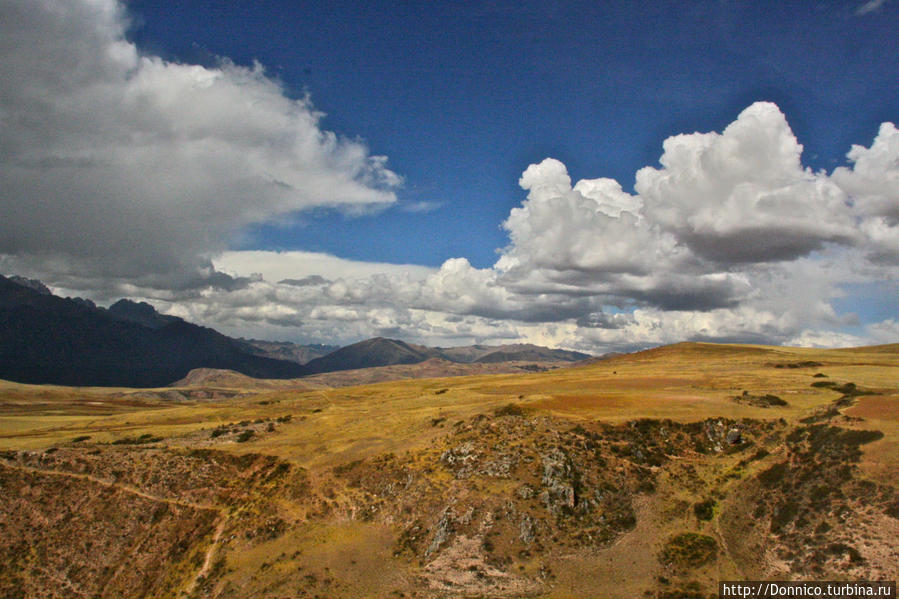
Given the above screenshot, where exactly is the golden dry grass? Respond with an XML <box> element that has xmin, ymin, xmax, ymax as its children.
<box><xmin>1</xmin><ymin>341</ymin><xmax>897</xmax><ymax>597</ymax></box>
<box><xmin>2</xmin><ymin>342</ymin><xmax>897</xmax><ymax>471</ymax></box>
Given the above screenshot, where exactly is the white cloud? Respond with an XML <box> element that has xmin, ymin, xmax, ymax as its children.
<box><xmin>832</xmin><ymin>122</ymin><xmax>899</xmax><ymax>221</ymax></box>
<box><xmin>635</xmin><ymin>102</ymin><xmax>855</xmax><ymax>264</ymax></box>
<box><xmin>0</xmin><ymin>0</ymin><xmax>400</xmax><ymax>290</ymax></box>
<box><xmin>856</xmin><ymin>0</ymin><xmax>889</xmax><ymax>15</ymax></box>
<box><xmin>399</xmin><ymin>200</ymin><xmax>444</xmax><ymax>213</ymax></box>
<box><xmin>788</xmin><ymin>330</ymin><xmax>867</xmax><ymax>349</ymax></box>
<box><xmin>831</xmin><ymin>122</ymin><xmax>899</xmax><ymax>262</ymax></box>
<box><xmin>866</xmin><ymin>319</ymin><xmax>899</xmax><ymax>344</ymax></box>
<box><xmin>1</xmin><ymin>0</ymin><xmax>894</xmax><ymax>355</ymax></box>
<box><xmin>213</xmin><ymin>250</ymin><xmax>433</xmax><ymax>285</ymax></box>
<box><xmin>500</xmin><ymin>158</ymin><xmax>663</xmax><ymax>276</ymax></box>
<box><xmin>51</xmin><ymin>101</ymin><xmax>897</xmax><ymax>352</ymax></box>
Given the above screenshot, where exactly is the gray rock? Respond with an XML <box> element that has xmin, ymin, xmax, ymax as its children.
<box><xmin>541</xmin><ymin>447</ymin><xmax>578</xmax><ymax>516</ymax></box>
<box><xmin>426</xmin><ymin>506</ymin><xmax>455</xmax><ymax>556</ymax></box>
<box><xmin>519</xmin><ymin>514</ymin><xmax>536</xmax><ymax>544</ymax></box>
<box><xmin>440</xmin><ymin>442</ymin><xmax>479</xmax><ymax>479</ymax></box>
<box><xmin>517</xmin><ymin>484</ymin><xmax>536</xmax><ymax>500</ymax></box>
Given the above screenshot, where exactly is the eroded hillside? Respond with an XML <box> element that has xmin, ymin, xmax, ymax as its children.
<box><xmin>1</xmin><ymin>343</ymin><xmax>897</xmax><ymax>597</ymax></box>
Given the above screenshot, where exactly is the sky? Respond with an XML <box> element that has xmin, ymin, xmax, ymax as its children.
<box><xmin>0</xmin><ymin>0</ymin><xmax>897</xmax><ymax>352</ymax></box>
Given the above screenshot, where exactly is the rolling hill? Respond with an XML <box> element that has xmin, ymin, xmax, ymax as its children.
<box><xmin>303</xmin><ymin>337</ymin><xmax>591</xmax><ymax>374</ymax></box>
<box><xmin>0</xmin><ymin>341</ymin><xmax>896</xmax><ymax>597</ymax></box>
<box><xmin>303</xmin><ymin>337</ymin><xmax>437</xmax><ymax>373</ymax></box>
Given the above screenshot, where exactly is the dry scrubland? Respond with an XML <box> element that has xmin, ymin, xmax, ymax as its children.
<box><xmin>0</xmin><ymin>342</ymin><xmax>897</xmax><ymax>598</ymax></box>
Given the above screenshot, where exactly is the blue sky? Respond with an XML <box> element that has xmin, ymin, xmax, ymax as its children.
<box><xmin>1</xmin><ymin>0</ymin><xmax>897</xmax><ymax>350</ymax></box>
<box><xmin>126</xmin><ymin>0</ymin><xmax>898</xmax><ymax>267</ymax></box>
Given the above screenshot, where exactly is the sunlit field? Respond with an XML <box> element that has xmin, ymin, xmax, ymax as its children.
<box><xmin>1</xmin><ymin>342</ymin><xmax>896</xmax><ymax>597</ymax></box>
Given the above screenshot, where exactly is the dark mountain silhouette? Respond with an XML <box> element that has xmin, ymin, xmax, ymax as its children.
<box><xmin>7</xmin><ymin>276</ymin><xmax>51</xmax><ymax>296</ymax></box>
<box><xmin>0</xmin><ymin>275</ymin><xmax>307</xmax><ymax>387</ymax></box>
<box><xmin>107</xmin><ymin>299</ymin><xmax>182</xmax><ymax>329</ymax></box>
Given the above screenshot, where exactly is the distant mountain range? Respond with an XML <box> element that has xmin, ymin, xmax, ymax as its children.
<box><xmin>241</xmin><ymin>339</ymin><xmax>339</xmax><ymax>365</ymax></box>
<box><xmin>0</xmin><ymin>275</ymin><xmax>307</xmax><ymax>387</ymax></box>
<box><xmin>0</xmin><ymin>274</ymin><xmax>591</xmax><ymax>387</ymax></box>
<box><xmin>302</xmin><ymin>337</ymin><xmax>590</xmax><ymax>374</ymax></box>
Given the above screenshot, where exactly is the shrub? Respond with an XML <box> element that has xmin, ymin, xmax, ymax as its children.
<box><xmin>236</xmin><ymin>430</ymin><xmax>254</xmax><ymax>443</ymax></box>
<box><xmin>494</xmin><ymin>403</ymin><xmax>525</xmax><ymax>417</ymax></box>
<box><xmin>693</xmin><ymin>499</ymin><xmax>716</xmax><ymax>521</ymax></box>
<box><xmin>660</xmin><ymin>533</ymin><xmax>717</xmax><ymax>568</ymax></box>
<box><xmin>112</xmin><ymin>433</ymin><xmax>162</xmax><ymax>445</ymax></box>
<box><xmin>757</xmin><ymin>462</ymin><xmax>788</xmax><ymax>488</ymax></box>
<box><xmin>811</xmin><ymin>381</ymin><xmax>839</xmax><ymax>389</ymax></box>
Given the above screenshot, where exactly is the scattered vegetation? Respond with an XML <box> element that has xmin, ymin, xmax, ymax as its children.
<box><xmin>733</xmin><ymin>390</ymin><xmax>787</xmax><ymax>407</ymax></box>
<box><xmin>111</xmin><ymin>433</ymin><xmax>163</xmax><ymax>445</ymax></box>
<box><xmin>693</xmin><ymin>499</ymin><xmax>716</xmax><ymax>521</ymax></box>
<box><xmin>660</xmin><ymin>532</ymin><xmax>718</xmax><ymax>568</ymax></box>
<box><xmin>493</xmin><ymin>403</ymin><xmax>525</xmax><ymax>417</ymax></box>
<box><xmin>772</xmin><ymin>361</ymin><xmax>823</xmax><ymax>369</ymax></box>
<box><xmin>0</xmin><ymin>341</ymin><xmax>895</xmax><ymax>597</ymax></box>
<box><xmin>810</xmin><ymin>381</ymin><xmax>869</xmax><ymax>396</ymax></box>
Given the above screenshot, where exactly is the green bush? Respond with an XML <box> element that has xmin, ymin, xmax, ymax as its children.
<box><xmin>693</xmin><ymin>499</ymin><xmax>716</xmax><ymax>521</ymax></box>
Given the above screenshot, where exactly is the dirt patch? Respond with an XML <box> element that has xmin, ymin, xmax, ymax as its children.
<box><xmin>845</xmin><ymin>395</ymin><xmax>899</xmax><ymax>421</ymax></box>
<box><xmin>423</xmin><ymin>533</ymin><xmax>539</xmax><ymax>597</ymax></box>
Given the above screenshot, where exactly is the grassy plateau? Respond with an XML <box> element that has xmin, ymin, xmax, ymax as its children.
<box><xmin>1</xmin><ymin>342</ymin><xmax>896</xmax><ymax>598</ymax></box>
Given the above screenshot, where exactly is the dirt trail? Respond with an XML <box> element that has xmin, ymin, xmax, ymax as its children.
<box><xmin>4</xmin><ymin>462</ymin><xmax>219</xmax><ymax>512</ymax></box>
<box><xmin>4</xmin><ymin>461</ymin><xmax>229</xmax><ymax>598</ymax></box>
<box><xmin>183</xmin><ymin>515</ymin><xmax>229</xmax><ymax>597</ymax></box>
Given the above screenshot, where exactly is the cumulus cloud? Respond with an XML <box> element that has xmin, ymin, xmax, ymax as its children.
<box><xmin>636</xmin><ymin>103</ymin><xmax>855</xmax><ymax>264</ymax></box>
<box><xmin>499</xmin><ymin>158</ymin><xmax>662</xmax><ymax>277</ymax></box>
<box><xmin>46</xmin><ymin>100</ymin><xmax>897</xmax><ymax>352</ymax></box>
<box><xmin>1</xmin><ymin>1</ymin><xmax>894</xmax><ymax>355</ymax></box>
<box><xmin>0</xmin><ymin>0</ymin><xmax>400</xmax><ymax>291</ymax></box>
<box><xmin>831</xmin><ymin>122</ymin><xmax>899</xmax><ymax>262</ymax></box>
